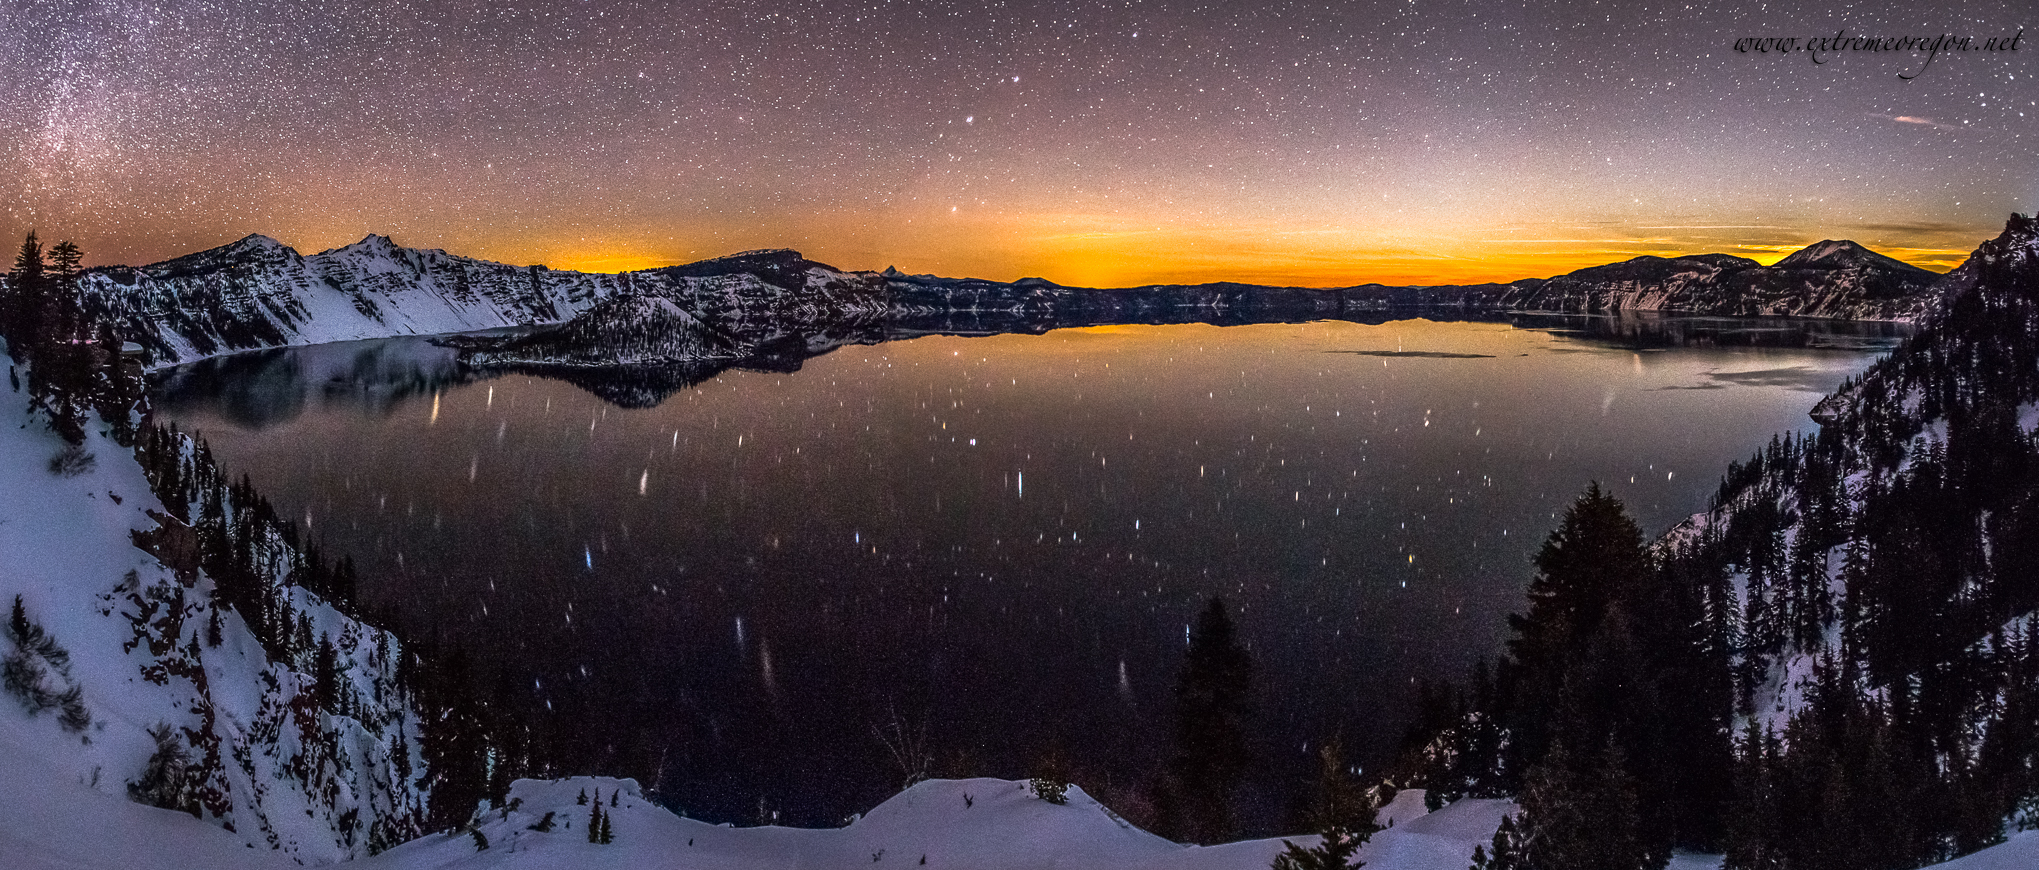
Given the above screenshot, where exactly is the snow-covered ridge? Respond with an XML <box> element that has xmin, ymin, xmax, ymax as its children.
<box><xmin>1498</xmin><ymin>242</ymin><xmax>1941</xmax><ymax>321</ymax></box>
<box><xmin>1</xmin><ymin>348</ymin><xmax>429</xmax><ymax>863</ymax></box>
<box><xmin>53</xmin><ymin>233</ymin><xmax>1957</xmax><ymax>372</ymax></box>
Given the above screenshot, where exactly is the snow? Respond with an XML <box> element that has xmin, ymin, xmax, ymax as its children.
<box><xmin>79</xmin><ymin>236</ymin><xmax>626</xmax><ymax>368</ymax></box>
<box><xmin>0</xmin><ymin>735</ymin><xmax>292</xmax><ymax>870</ymax></box>
<box><xmin>0</xmin><ymin>345</ymin><xmax>426</xmax><ymax>864</ymax></box>
<box><xmin>1922</xmin><ymin>831</ymin><xmax>2039</xmax><ymax>870</ymax></box>
<box><xmin>348</xmin><ymin>778</ymin><xmax>1519</xmax><ymax>870</ymax></box>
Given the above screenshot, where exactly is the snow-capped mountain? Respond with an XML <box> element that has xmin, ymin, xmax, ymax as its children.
<box><xmin>1</xmin><ymin>348</ymin><xmax>430</xmax><ymax>863</ymax></box>
<box><xmin>1497</xmin><ymin>241</ymin><xmax>1939</xmax><ymax>320</ymax></box>
<box><xmin>76</xmin><ymin>234</ymin><xmax>626</xmax><ymax>367</ymax></box>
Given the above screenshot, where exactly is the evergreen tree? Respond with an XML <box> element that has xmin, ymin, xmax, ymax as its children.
<box><xmin>315</xmin><ymin>632</ymin><xmax>339</xmax><ymax>709</ymax></box>
<box><xmin>4</xmin><ymin>231</ymin><xmax>45</xmax><ymax>350</ymax></box>
<box><xmin>1270</xmin><ymin>824</ymin><xmax>1365</xmax><ymax>870</ymax></box>
<box><xmin>1300</xmin><ymin>736</ymin><xmax>1378</xmax><ymax>836</ymax></box>
<box><xmin>1158</xmin><ymin>597</ymin><xmax>1254</xmax><ymax>844</ymax></box>
<box><xmin>8</xmin><ymin>594</ymin><xmax>28</xmax><ymax>645</ymax></box>
<box><xmin>1470</xmin><ymin>815</ymin><xmax>1529</xmax><ymax>870</ymax></box>
<box><xmin>1507</xmin><ymin>483</ymin><xmax>1649</xmax><ymax>770</ymax></box>
<box><xmin>1519</xmin><ymin>738</ymin><xmax>1654</xmax><ymax>870</ymax></box>
<box><xmin>46</xmin><ymin>240</ymin><xmax>80</xmax><ymax>282</ymax></box>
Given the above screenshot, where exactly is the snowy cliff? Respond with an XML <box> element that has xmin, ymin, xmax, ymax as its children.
<box><xmin>0</xmin><ymin>347</ymin><xmax>431</xmax><ymax>863</ymax></box>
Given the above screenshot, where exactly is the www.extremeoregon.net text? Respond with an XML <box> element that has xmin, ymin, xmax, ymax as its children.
<box><xmin>1733</xmin><ymin>27</ymin><xmax>2022</xmax><ymax>79</ymax></box>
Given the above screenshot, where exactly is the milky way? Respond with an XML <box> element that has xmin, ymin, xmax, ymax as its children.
<box><xmin>2</xmin><ymin>0</ymin><xmax>2033</xmax><ymax>284</ymax></box>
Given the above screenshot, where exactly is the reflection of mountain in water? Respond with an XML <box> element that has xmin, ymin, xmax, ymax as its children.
<box><xmin>151</xmin><ymin>335</ymin><xmax>484</xmax><ymax>427</ymax></box>
<box><xmin>1516</xmin><ymin>311</ymin><xmax>1910</xmax><ymax>352</ymax></box>
<box><xmin>154</xmin><ymin>309</ymin><xmax>1913</xmax><ymax>421</ymax></box>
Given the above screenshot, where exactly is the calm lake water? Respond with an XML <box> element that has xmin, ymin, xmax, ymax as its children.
<box><xmin>153</xmin><ymin>315</ymin><xmax>1901</xmax><ymax>831</ymax></box>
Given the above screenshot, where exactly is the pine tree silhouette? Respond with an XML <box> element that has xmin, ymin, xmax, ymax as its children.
<box><xmin>1157</xmin><ymin>597</ymin><xmax>1253</xmax><ymax>844</ymax></box>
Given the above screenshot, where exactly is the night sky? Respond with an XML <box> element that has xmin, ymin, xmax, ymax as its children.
<box><xmin>2</xmin><ymin>0</ymin><xmax>2033</xmax><ymax>285</ymax></box>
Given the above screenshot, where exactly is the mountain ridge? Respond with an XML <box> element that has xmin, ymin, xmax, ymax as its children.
<box><xmin>47</xmin><ymin>233</ymin><xmax>1956</xmax><ymax>369</ymax></box>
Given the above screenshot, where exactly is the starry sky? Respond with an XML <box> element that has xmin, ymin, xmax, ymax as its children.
<box><xmin>2</xmin><ymin>0</ymin><xmax>2033</xmax><ymax>285</ymax></box>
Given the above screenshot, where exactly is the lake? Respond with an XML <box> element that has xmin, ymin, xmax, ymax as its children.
<box><xmin>151</xmin><ymin>314</ymin><xmax>1902</xmax><ymax>832</ymax></box>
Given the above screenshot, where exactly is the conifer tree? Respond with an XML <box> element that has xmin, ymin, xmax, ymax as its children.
<box><xmin>1270</xmin><ymin>824</ymin><xmax>1364</xmax><ymax>870</ymax></box>
<box><xmin>1158</xmin><ymin>597</ymin><xmax>1254</xmax><ymax>844</ymax></box>
<box><xmin>5</xmin><ymin>231</ymin><xmax>45</xmax><ymax>350</ymax></box>
<box><xmin>1470</xmin><ymin>815</ymin><xmax>1529</xmax><ymax>870</ymax></box>
<box><xmin>1520</xmin><ymin>738</ymin><xmax>1653</xmax><ymax>870</ymax></box>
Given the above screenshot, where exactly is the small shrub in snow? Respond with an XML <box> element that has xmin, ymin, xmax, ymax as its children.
<box><xmin>4</xmin><ymin>596</ymin><xmax>88</xmax><ymax>730</ymax></box>
<box><xmin>1270</xmin><ymin>824</ymin><xmax>1366</xmax><ymax>870</ymax></box>
<box><xmin>47</xmin><ymin>443</ymin><xmax>95</xmax><ymax>477</ymax></box>
<box><xmin>128</xmin><ymin>722</ymin><xmax>200</xmax><ymax>818</ymax></box>
<box><xmin>469</xmin><ymin>829</ymin><xmax>489</xmax><ymax>851</ymax></box>
<box><xmin>1</xmin><ymin>646</ymin><xmax>48</xmax><ymax>708</ymax></box>
<box><xmin>55</xmin><ymin>682</ymin><xmax>91</xmax><ymax>732</ymax></box>
<box><xmin>1031</xmin><ymin>777</ymin><xmax>1068</xmax><ymax>805</ymax></box>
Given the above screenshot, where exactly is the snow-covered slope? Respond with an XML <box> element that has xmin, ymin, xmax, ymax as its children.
<box><xmin>0</xmin><ymin>346</ymin><xmax>429</xmax><ymax>862</ymax></box>
<box><xmin>353</xmin><ymin>778</ymin><xmax>1520</xmax><ymax>870</ymax></box>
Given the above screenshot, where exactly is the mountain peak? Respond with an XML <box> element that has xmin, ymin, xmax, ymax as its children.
<box><xmin>229</xmin><ymin>233</ymin><xmax>289</xmax><ymax>252</ymax></box>
<box><xmin>1774</xmin><ymin>239</ymin><xmax>1932</xmax><ymax>275</ymax></box>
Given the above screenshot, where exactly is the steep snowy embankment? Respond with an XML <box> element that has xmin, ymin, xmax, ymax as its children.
<box><xmin>0</xmin><ymin>347</ymin><xmax>428</xmax><ymax>863</ymax></box>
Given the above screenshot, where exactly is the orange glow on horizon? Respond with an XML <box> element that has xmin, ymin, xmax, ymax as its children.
<box><xmin>546</xmin><ymin>252</ymin><xmax>679</xmax><ymax>274</ymax></box>
<box><xmin>487</xmin><ymin>237</ymin><xmax>1971</xmax><ymax>286</ymax></box>
<box><xmin>143</xmin><ymin>217</ymin><xmax>1972</xmax><ymax>288</ymax></box>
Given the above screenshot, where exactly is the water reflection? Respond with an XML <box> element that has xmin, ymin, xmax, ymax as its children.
<box><xmin>150</xmin><ymin>314</ymin><xmax>1904</xmax><ymax>833</ymax></box>
<box><xmin>151</xmin><ymin>335</ymin><xmax>483</xmax><ymax>428</ymax></box>
<box><xmin>156</xmin><ymin>312</ymin><xmax>1903</xmax><ymax>422</ymax></box>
